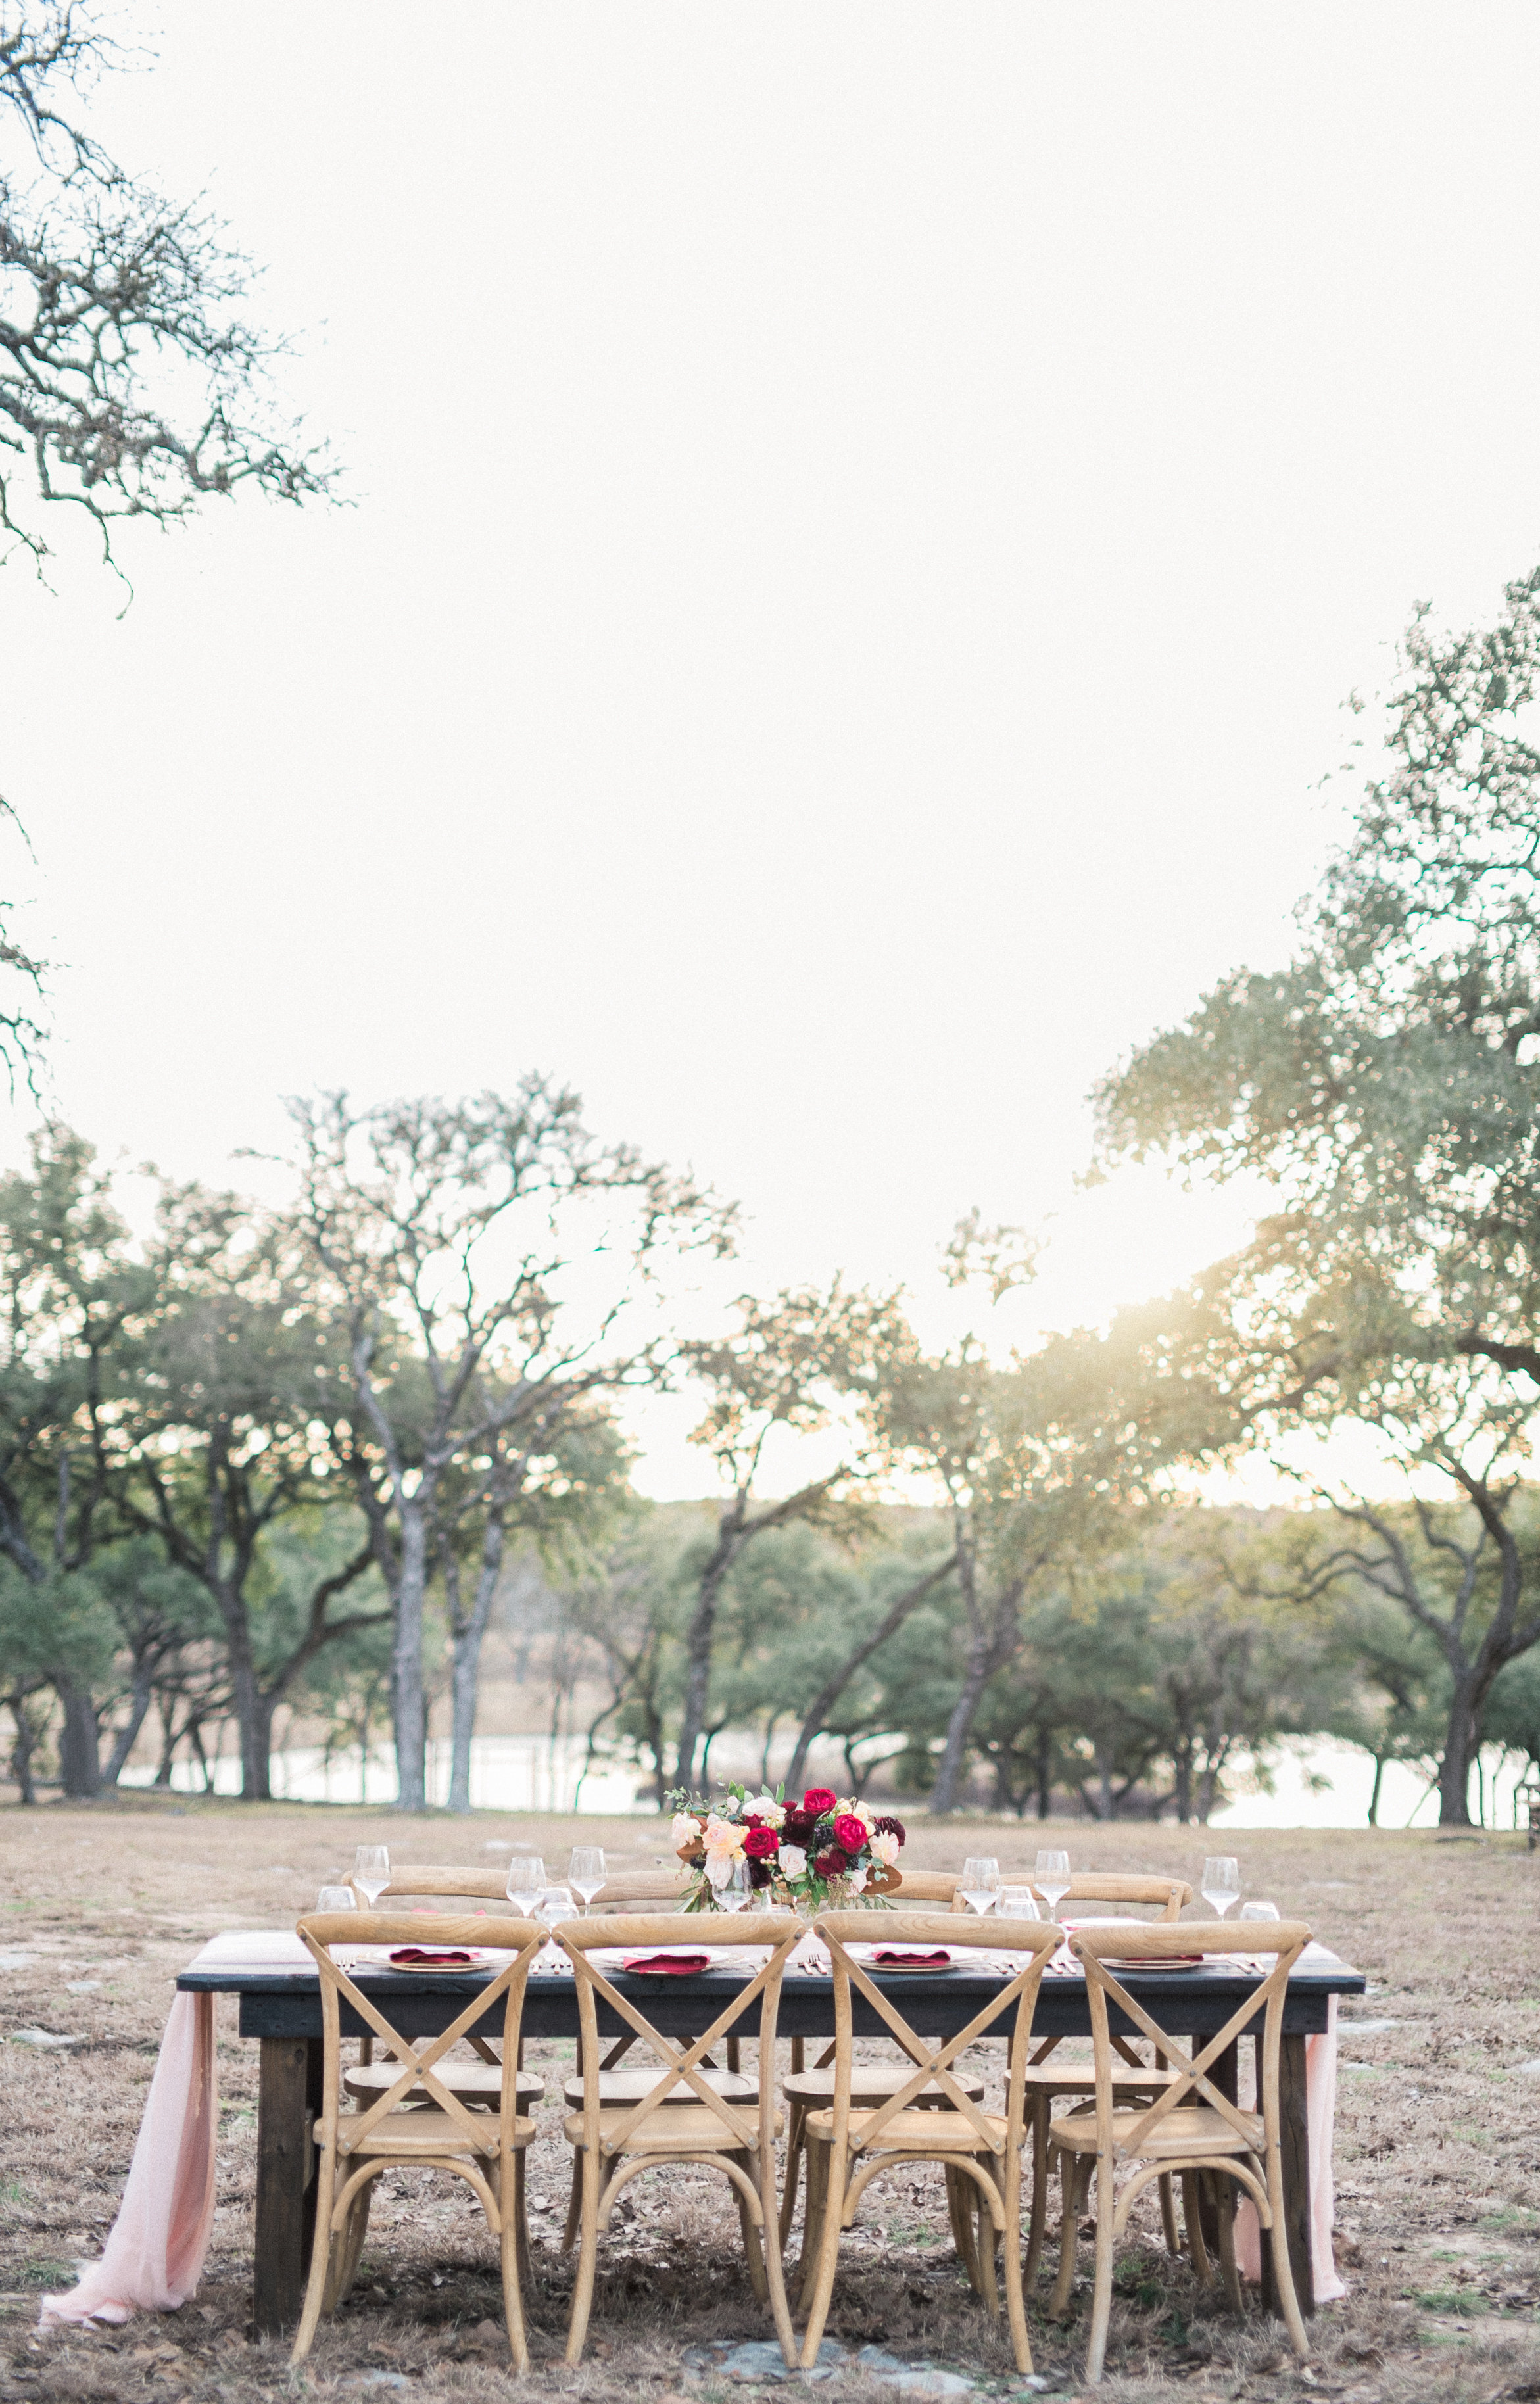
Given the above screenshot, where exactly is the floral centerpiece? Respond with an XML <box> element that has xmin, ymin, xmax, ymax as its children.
<box><xmin>665</xmin><ymin>1781</ymin><xmax>906</xmax><ymax>1915</ymax></box>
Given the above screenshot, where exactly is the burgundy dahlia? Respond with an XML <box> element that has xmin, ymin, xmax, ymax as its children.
<box><xmin>748</xmin><ymin>1858</ymin><xmax>773</xmax><ymax>1889</ymax></box>
<box><xmin>873</xmin><ymin>1814</ymin><xmax>906</xmax><ymax>1844</ymax></box>
<box><xmin>813</xmin><ymin>1845</ymin><xmax>849</xmax><ymax>1879</ymax></box>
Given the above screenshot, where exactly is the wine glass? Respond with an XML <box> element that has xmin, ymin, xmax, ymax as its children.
<box><xmin>1035</xmin><ymin>1848</ymin><xmax>1071</xmax><ymax>1915</ymax></box>
<box><xmin>718</xmin><ymin>1859</ymin><xmax>752</xmax><ymax>1914</ymax></box>
<box><xmin>539</xmin><ymin>1885</ymin><xmax>577</xmax><ymax>1926</ymax></box>
<box><xmin>960</xmin><ymin>1856</ymin><xmax>1001</xmax><ymax>1915</ymax></box>
<box><xmin>353</xmin><ymin>1845</ymin><xmax>390</xmax><ymax>1908</ymax></box>
<box><xmin>506</xmin><ymin>1854</ymin><xmax>547</xmax><ymax>1917</ymax></box>
<box><xmin>1238</xmin><ymin>1899</ymin><xmax>1280</xmax><ymax>1921</ymax></box>
<box><xmin>569</xmin><ymin>1846</ymin><xmax>606</xmax><ymax>1915</ymax></box>
<box><xmin>316</xmin><ymin>1885</ymin><xmax>356</xmax><ymax>1912</ymax></box>
<box><xmin>1201</xmin><ymin>1856</ymin><xmax>1241</xmax><ymax>1917</ymax></box>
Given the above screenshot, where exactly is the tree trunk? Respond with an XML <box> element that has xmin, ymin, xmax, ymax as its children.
<box><xmin>54</xmin><ymin>1675</ymin><xmax>101</xmax><ymax>1798</ymax></box>
<box><xmin>448</xmin><ymin>1518</ymin><xmax>505</xmax><ymax>1814</ymax></box>
<box><xmin>928</xmin><ymin>1571</ymin><xmax>1024</xmax><ymax>1815</ymax></box>
<box><xmin>103</xmin><ymin>1668</ymin><xmax>158</xmax><ymax>1788</ymax></box>
<box><xmin>672</xmin><ymin>1502</ymin><xmax>744</xmax><ymax>1789</ymax></box>
<box><xmin>393</xmin><ymin>1498</ymin><xmax>429</xmax><ymax>1812</ymax></box>
<box><xmin>1367</xmin><ymin>1753</ymin><xmax>1385</xmax><ymax>1829</ymax></box>
<box><xmin>6</xmin><ymin>1689</ymin><xmax>39</xmax><ymax>1804</ymax></box>
<box><xmin>225</xmin><ymin>1637</ymin><xmax>272</xmax><ymax>1802</ymax></box>
<box><xmin>1035</xmin><ymin>1727</ymin><xmax>1053</xmax><ymax>1820</ymax></box>
<box><xmin>1438</xmin><ymin>1675</ymin><xmax>1481</xmax><ymax>1827</ymax></box>
<box><xmin>784</xmin><ymin>1549</ymin><xmax>958</xmax><ymax>1798</ymax></box>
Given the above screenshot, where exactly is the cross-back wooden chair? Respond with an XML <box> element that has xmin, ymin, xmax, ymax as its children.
<box><xmin>292</xmin><ymin>1911</ymin><xmax>546</xmax><ymax>2372</ymax></box>
<box><xmin>557</xmin><ymin>1911</ymin><xmax>803</xmax><ymax>2367</ymax></box>
<box><xmin>1049</xmin><ymin>1919</ymin><xmax>1312</xmax><ymax>2386</ymax></box>
<box><xmin>800</xmin><ymin>1911</ymin><xmax>1063</xmax><ymax>2378</ymax></box>
<box><xmin>1013</xmin><ymin>1873</ymin><xmax>1192</xmax><ymax>2281</ymax></box>
<box><xmin>887</xmin><ymin>1868</ymin><xmax>962</xmax><ymax>1904</ymax></box>
<box><xmin>343</xmin><ymin>1867</ymin><xmax>544</xmax><ymax>2119</ymax></box>
<box><xmin>560</xmin><ymin>1865</ymin><xmax>757</xmax><ymax>2114</ymax></box>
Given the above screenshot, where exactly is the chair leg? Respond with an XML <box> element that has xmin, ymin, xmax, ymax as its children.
<box><xmin>946</xmin><ymin>2165</ymin><xmax>982</xmax><ymax>2292</ymax></box>
<box><xmin>565</xmin><ymin>2143</ymin><xmax>604</xmax><ymax>2365</ymax></box>
<box><xmin>779</xmin><ymin>2099</ymin><xmax>807</xmax><ymax>2251</ymax></box>
<box><xmin>1023</xmin><ymin>2092</ymin><xmax>1051</xmax><ymax>2287</ymax></box>
<box><xmin>973</xmin><ymin>2173</ymin><xmax>1001</xmax><ymax>2319</ymax></box>
<box><xmin>1048</xmin><ymin>2149</ymin><xmax>1080</xmax><ymax>2319</ymax></box>
<box><xmin>798</xmin><ymin>2139</ymin><xmax>848</xmax><ymax>2370</ymax></box>
<box><xmin>798</xmin><ymin>2136</ymin><xmax>829</xmax><ymax>2310</ymax></box>
<box><xmin>560</xmin><ymin>2148</ymin><xmax>583</xmax><ymax>2253</ymax></box>
<box><xmin>514</xmin><ymin>2148</ymin><xmax>533</xmax><ymax>2293</ymax></box>
<box><xmin>1158</xmin><ymin>2172</ymin><xmax>1179</xmax><ymax>2256</ymax></box>
<box><xmin>1084</xmin><ymin>2153</ymin><xmax>1116</xmax><ymax>2387</ymax></box>
<box><xmin>1263</xmin><ymin>2144</ymin><xmax>1311</xmax><ymax>2360</ymax></box>
<box><xmin>998</xmin><ymin>2148</ymin><xmax>1034</xmax><ymax>2378</ymax></box>
<box><xmin>737</xmin><ymin>2152</ymin><xmax>770</xmax><ymax>2304</ymax></box>
<box><xmin>756</xmin><ymin>2141</ymin><xmax>798</xmax><ymax>2370</ymax></box>
<box><xmin>1182</xmin><ymin>2171</ymin><xmax>1213</xmax><ymax>2284</ymax></box>
<box><xmin>500</xmin><ymin>2153</ymin><xmax>531</xmax><ymax>2374</ymax></box>
<box><xmin>291</xmin><ymin>2147</ymin><xmax>339</xmax><ymax>2365</ymax></box>
<box><xmin>1213</xmin><ymin>2172</ymin><xmax>1244</xmax><ymax>2317</ymax></box>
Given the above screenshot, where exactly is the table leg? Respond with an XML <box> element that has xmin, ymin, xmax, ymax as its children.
<box><xmin>254</xmin><ymin>2035</ymin><xmax>322</xmax><ymax>2336</ymax></box>
<box><xmin>1195</xmin><ymin>2042</ymin><xmax>1237</xmax><ymax>2259</ymax></box>
<box><xmin>1268</xmin><ymin>2031</ymin><xmax>1313</xmax><ymax>2317</ymax></box>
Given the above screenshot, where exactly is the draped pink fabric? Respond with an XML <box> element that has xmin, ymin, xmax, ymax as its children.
<box><xmin>40</xmin><ymin>1990</ymin><xmax>218</xmax><ymax>2327</ymax></box>
<box><xmin>1234</xmin><ymin>1995</ymin><xmax>1345</xmax><ymax>2303</ymax></box>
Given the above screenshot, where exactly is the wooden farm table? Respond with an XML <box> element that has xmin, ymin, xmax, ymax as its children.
<box><xmin>178</xmin><ymin>1938</ymin><xmax>1364</xmax><ymax>2338</ymax></box>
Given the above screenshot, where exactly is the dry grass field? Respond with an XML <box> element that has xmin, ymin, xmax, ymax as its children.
<box><xmin>2</xmin><ymin>1798</ymin><xmax>1538</xmax><ymax>2404</ymax></box>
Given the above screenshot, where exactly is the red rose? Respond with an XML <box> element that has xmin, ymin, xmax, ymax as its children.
<box><xmin>832</xmin><ymin>1813</ymin><xmax>867</xmax><ymax>1856</ymax></box>
<box><xmin>813</xmin><ymin>1846</ymin><xmax>848</xmax><ymax>1879</ymax></box>
<box><xmin>802</xmin><ymin>1787</ymin><xmax>838</xmax><ymax>1815</ymax></box>
<box><xmin>742</xmin><ymin>1824</ymin><xmax>779</xmax><ymax>1859</ymax></box>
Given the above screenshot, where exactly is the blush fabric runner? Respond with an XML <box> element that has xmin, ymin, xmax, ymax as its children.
<box><xmin>1234</xmin><ymin>1994</ymin><xmax>1345</xmax><ymax>2303</ymax></box>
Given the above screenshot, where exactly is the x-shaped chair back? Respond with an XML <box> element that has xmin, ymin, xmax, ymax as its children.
<box><xmin>815</xmin><ymin>1910</ymin><xmax>1063</xmax><ymax>2155</ymax></box>
<box><xmin>1069</xmin><ymin>1919</ymin><xmax>1312</xmax><ymax>2161</ymax></box>
<box><xmin>558</xmin><ymin>1911</ymin><xmax>802</xmax><ymax>2161</ymax></box>
<box><xmin>298</xmin><ymin>1911</ymin><xmax>546</xmax><ymax>2160</ymax></box>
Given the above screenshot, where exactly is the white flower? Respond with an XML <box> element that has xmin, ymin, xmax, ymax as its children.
<box><xmin>870</xmin><ymin>1830</ymin><xmax>901</xmax><ymax>1869</ymax></box>
<box><xmin>748</xmin><ymin>1792</ymin><xmax>786</xmax><ymax>1828</ymax></box>
<box><xmin>779</xmin><ymin>1844</ymin><xmax>807</xmax><ymax>1879</ymax></box>
<box><xmin>671</xmin><ymin>1812</ymin><xmax>704</xmax><ymax>1851</ymax></box>
<box><xmin>702</xmin><ymin>1814</ymin><xmax>746</xmax><ymax>1888</ymax></box>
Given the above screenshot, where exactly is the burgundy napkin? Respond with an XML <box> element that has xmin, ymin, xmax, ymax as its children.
<box><xmin>871</xmin><ymin>1948</ymin><xmax>951</xmax><ymax>1968</ymax></box>
<box><xmin>621</xmin><ymin>1951</ymin><xmax>711</xmax><ymax>1975</ymax></box>
<box><xmin>388</xmin><ymin>1946</ymin><xmax>479</xmax><ymax>1967</ymax></box>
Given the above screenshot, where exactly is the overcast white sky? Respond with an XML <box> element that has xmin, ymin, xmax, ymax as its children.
<box><xmin>3</xmin><ymin>3</ymin><xmax>1538</xmax><ymax>1496</ymax></box>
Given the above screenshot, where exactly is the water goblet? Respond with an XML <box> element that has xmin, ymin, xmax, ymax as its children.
<box><xmin>506</xmin><ymin>1854</ymin><xmax>547</xmax><ymax>1917</ymax></box>
<box><xmin>316</xmin><ymin>1886</ymin><xmax>356</xmax><ymax>1912</ymax></box>
<box><xmin>1201</xmin><ymin>1856</ymin><xmax>1241</xmax><ymax>1917</ymax></box>
<box><xmin>1034</xmin><ymin>1848</ymin><xmax>1071</xmax><ymax>1915</ymax></box>
<box><xmin>960</xmin><ymin>1856</ymin><xmax>1001</xmax><ymax>1915</ymax></box>
<box><xmin>718</xmin><ymin>1858</ymin><xmax>752</xmax><ymax>1914</ymax></box>
<box><xmin>996</xmin><ymin>1885</ymin><xmax>1040</xmax><ymax>1921</ymax></box>
<box><xmin>539</xmin><ymin>1885</ymin><xmax>577</xmax><ymax>1927</ymax></box>
<box><xmin>353</xmin><ymin>1844</ymin><xmax>390</xmax><ymax>1908</ymax></box>
<box><xmin>569</xmin><ymin>1846</ymin><xmax>606</xmax><ymax>1915</ymax></box>
<box><xmin>1238</xmin><ymin>1899</ymin><xmax>1280</xmax><ymax>1920</ymax></box>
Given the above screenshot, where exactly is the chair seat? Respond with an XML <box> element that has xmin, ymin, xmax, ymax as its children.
<box><xmin>805</xmin><ymin>2105</ymin><xmax>1007</xmax><ymax>2153</ymax></box>
<box><xmin>1024</xmin><ymin>2065</ymin><xmax>1180</xmax><ymax>2098</ymax></box>
<box><xmin>346</xmin><ymin>2061</ymin><xmax>544</xmax><ymax>2109</ymax></box>
<box><xmin>564</xmin><ymin>2102</ymin><xmax>781</xmax><ymax>2153</ymax></box>
<box><xmin>785</xmin><ymin>2065</ymin><xmax>984</xmax><ymax>2109</ymax></box>
<box><xmin>564</xmin><ymin>2067</ymin><xmax>759</xmax><ymax>2108</ymax></box>
<box><xmin>331</xmin><ymin>2107</ymin><xmax>539</xmax><ymax>2157</ymax></box>
<box><xmin>1051</xmin><ymin>2103</ymin><xmax>1263</xmax><ymax>2159</ymax></box>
